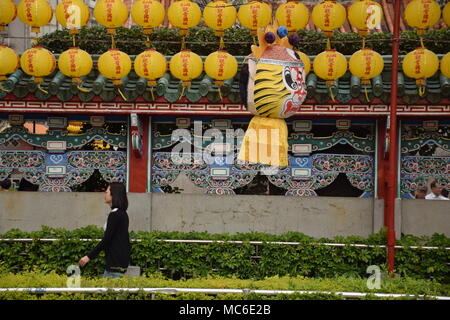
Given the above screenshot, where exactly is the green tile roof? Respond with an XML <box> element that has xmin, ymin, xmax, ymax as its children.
<box><xmin>1</xmin><ymin>55</ymin><xmax>449</xmax><ymax>104</ymax></box>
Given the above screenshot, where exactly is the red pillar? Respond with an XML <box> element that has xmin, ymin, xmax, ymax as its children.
<box><xmin>386</xmin><ymin>0</ymin><xmax>402</xmax><ymax>276</ymax></box>
<box><xmin>129</xmin><ymin>115</ymin><xmax>149</xmax><ymax>193</ymax></box>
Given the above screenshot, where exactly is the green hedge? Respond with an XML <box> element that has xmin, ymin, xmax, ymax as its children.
<box><xmin>36</xmin><ymin>26</ymin><xmax>450</xmax><ymax>56</ymax></box>
<box><xmin>0</xmin><ymin>272</ymin><xmax>448</xmax><ymax>300</ymax></box>
<box><xmin>0</xmin><ymin>226</ymin><xmax>449</xmax><ymax>283</ymax></box>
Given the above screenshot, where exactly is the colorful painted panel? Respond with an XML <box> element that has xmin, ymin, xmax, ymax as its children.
<box><xmin>0</xmin><ymin>150</ymin><xmax>127</xmax><ymax>192</ymax></box>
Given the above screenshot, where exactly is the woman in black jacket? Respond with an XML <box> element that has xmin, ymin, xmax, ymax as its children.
<box><xmin>79</xmin><ymin>182</ymin><xmax>131</xmax><ymax>278</ymax></box>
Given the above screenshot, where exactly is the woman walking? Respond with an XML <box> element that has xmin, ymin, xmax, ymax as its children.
<box><xmin>79</xmin><ymin>182</ymin><xmax>131</xmax><ymax>278</ymax></box>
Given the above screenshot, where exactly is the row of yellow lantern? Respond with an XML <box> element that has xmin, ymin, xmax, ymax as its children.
<box><xmin>0</xmin><ymin>44</ymin><xmax>449</xmax><ymax>97</ymax></box>
<box><xmin>1</xmin><ymin>0</ymin><xmax>449</xmax><ymax>38</ymax></box>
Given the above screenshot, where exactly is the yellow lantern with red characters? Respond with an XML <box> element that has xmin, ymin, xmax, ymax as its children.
<box><xmin>98</xmin><ymin>49</ymin><xmax>132</xmax><ymax>85</ymax></box>
<box><xmin>441</xmin><ymin>52</ymin><xmax>450</xmax><ymax>79</ymax></box>
<box><xmin>312</xmin><ymin>0</ymin><xmax>346</xmax><ymax>38</ymax></box>
<box><xmin>94</xmin><ymin>0</ymin><xmax>129</xmax><ymax>35</ymax></box>
<box><xmin>131</xmin><ymin>0</ymin><xmax>165</xmax><ymax>35</ymax></box>
<box><xmin>134</xmin><ymin>49</ymin><xmax>167</xmax><ymax>86</ymax></box>
<box><xmin>55</xmin><ymin>0</ymin><xmax>90</xmax><ymax>35</ymax></box>
<box><xmin>313</xmin><ymin>49</ymin><xmax>347</xmax><ymax>100</ymax></box>
<box><xmin>296</xmin><ymin>50</ymin><xmax>311</xmax><ymax>75</ymax></box>
<box><xmin>348</xmin><ymin>0</ymin><xmax>383</xmax><ymax>36</ymax></box>
<box><xmin>404</xmin><ymin>0</ymin><xmax>441</xmax><ymax>36</ymax></box>
<box><xmin>0</xmin><ymin>0</ymin><xmax>17</xmax><ymax>32</ymax></box>
<box><xmin>349</xmin><ymin>48</ymin><xmax>384</xmax><ymax>85</ymax></box>
<box><xmin>275</xmin><ymin>0</ymin><xmax>309</xmax><ymax>35</ymax></box>
<box><xmin>313</xmin><ymin>49</ymin><xmax>347</xmax><ymax>84</ymax></box>
<box><xmin>167</xmin><ymin>0</ymin><xmax>201</xmax><ymax>36</ymax></box>
<box><xmin>0</xmin><ymin>45</ymin><xmax>20</xmax><ymax>81</ymax></box>
<box><xmin>169</xmin><ymin>50</ymin><xmax>203</xmax><ymax>88</ymax></box>
<box><xmin>204</xmin><ymin>50</ymin><xmax>238</xmax><ymax>85</ymax></box>
<box><xmin>17</xmin><ymin>0</ymin><xmax>53</xmax><ymax>34</ymax></box>
<box><xmin>20</xmin><ymin>46</ymin><xmax>56</xmax><ymax>83</ymax></box>
<box><xmin>238</xmin><ymin>0</ymin><xmax>272</xmax><ymax>35</ymax></box>
<box><xmin>443</xmin><ymin>2</ymin><xmax>450</xmax><ymax>26</ymax></box>
<box><xmin>402</xmin><ymin>47</ymin><xmax>439</xmax><ymax>96</ymax></box>
<box><xmin>58</xmin><ymin>47</ymin><xmax>93</xmax><ymax>83</ymax></box>
<box><xmin>203</xmin><ymin>0</ymin><xmax>237</xmax><ymax>37</ymax></box>
<box><xmin>0</xmin><ymin>44</ymin><xmax>20</xmax><ymax>81</ymax></box>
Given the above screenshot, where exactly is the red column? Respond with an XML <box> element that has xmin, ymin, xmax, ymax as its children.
<box><xmin>129</xmin><ymin>115</ymin><xmax>149</xmax><ymax>193</ymax></box>
<box><xmin>386</xmin><ymin>0</ymin><xmax>402</xmax><ymax>276</ymax></box>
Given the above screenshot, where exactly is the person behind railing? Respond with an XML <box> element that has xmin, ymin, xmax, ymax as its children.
<box><xmin>78</xmin><ymin>182</ymin><xmax>131</xmax><ymax>278</ymax></box>
<box><xmin>425</xmin><ymin>181</ymin><xmax>449</xmax><ymax>200</ymax></box>
<box><xmin>414</xmin><ymin>187</ymin><xmax>427</xmax><ymax>199</ymax></box>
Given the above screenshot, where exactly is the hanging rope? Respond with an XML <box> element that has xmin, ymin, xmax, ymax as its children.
<box><xmin>219</xmin><ymin>36</ymin><xmax>225</xmax><ymax>50</ymax></box>
<box><xmin>362</xmin><ymin>37</ymin><xmax>366</xmax><ymax>49</ymax></box>
<box><xmin>218</xmin><ymin>86</ymin><xmax>223</xmax><ymax>101</ymax></box>
<box><xmin>364</xmin><ymin>86</ymin><xmax>370</xmax><ymax>102</ymax></box>
<box><xmin>0</xmin><ymin>83</ymin><xmax>9</xmax><ymax>92</ymax></box>
<box><xmin>117</xmin><ymin>88</ymin><xmax>127</xmax><ymax>101</ymax></box>
<box><xmin>329</xmin><ymin>86</ymin><xmax>336</xmax><ymax>102</ymax></box>
<box><xmin>37</xmin><ymin>83</ymin><xmax>48</xmax><ymax>94</ymax></box>
<box><xmin>111</xmin><ymin>35</ymin><xmax>116</xmax><ymax>49</ymax></box>
<box><xmin>146</xmin><ymin>36</ymin><xmax>151</xmax><ymax>49</ymax></box>
<box><xmin>418</xmin><ymin>85</ymin><xmax>426</xmax><ymax>96</ymax></box>
<box><xmin>150</xmin><ymin>86</ymin><xmax>155</xmax><ymax>101</ymax></box>
<box><xmin>72</xmin><ymin>34</ymin><xmax>76</xmax><ymax>47</ymax></box>
<box><xmin>77</xmin><ymin>82</ymin><xmax>91</xmax><ymax>93</ymax></box>
<box><xmin>181</xmin><ymin>36</ymin><xmax>186</xmax><ymax>50</ymax></box>
<box><xmin>179</xmin><ymin>85</ymin><xmax>186</xmax><ymax>100</ymax></box>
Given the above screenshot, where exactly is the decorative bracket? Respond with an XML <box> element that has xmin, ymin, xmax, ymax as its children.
<box><xmin>131</xmin><ymin>113</ymin><xmax>143</xmax><ymax>158</ymax></box>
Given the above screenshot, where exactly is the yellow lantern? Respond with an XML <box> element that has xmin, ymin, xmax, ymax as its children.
<box><xmin>17</xmin><ymin>0</ymin><xmax>53</xmax><ymax>34</ymax></box>
<box><xmin>98</xmin><ymin>49</ymin><xmax>132</xmax><ymax>85</ymax></box>
<box><xmin>55</xmin><ymin>0</ymin><xmax>90</xmax><ymax>35</ymax></box>
<box><xmin>295</xmin><ymin>50</ymin><xmax>311</xmax><ymax>75</ymax></box>
<box><xmin>0</xmin><ymin>0</ymin><xmax>17</xmax><ymax>32</ymax></box>
<box><xmin>312</xmin><ymin>0</ymin><xmax>346</xmax><ymax>37</ymax></box>
<box><xmin>441</xmin><ymin>52</ymin><xmax>450</xmax><ymax>79</ymax></box>
<box><xmin>237</xmin><ymin>0</ymin><xmax>272</xmax><ymax>35</ymax></box>
<box><xmin>58</xmin><ymin>47</ymin><xmax>93</xmax><ymax>83</ymax></box>
<box><xmin>203</xmin><ymin>0</ymin><xmax>237</xmax><ymax>37</ymax></box>
<box><xmin>404</xmin><ymin>0</ymin><xmax>441</xmax><ymax>35</ymax></box>
<box><xmin>169</xmin><ymin>50</ymin><xmax>203</xmax><ymax>88</ymax></box>
<box><xmin>349</xmin><ymin>48</ymin><xmax>384</xmax><ymax>85</ymax></box>
<box><xmin>167</xmin><ymin>0</ymin><xmax>201</xmax><ymax>36</ymax></box>
<box><xmin>275</xmin><ymin>0</ymin><xmax>309</xmax><ymax>35</ymax></box>
<box><xmin>313</xmin><ymin>49</ymin><xmax>347</xmax><ymax>84</ymax></box>
<box><xmin>94</xmin><ymin>0</ymin><xmax>129</xmax><ymax>35</ymax></box>
<box><xmin>0</xmin><ymin>45</ymin><xmax>20</xmax><ymax>81</ymax></box>
<box><xmin>348</xmin><ymin>0</ymin><xmax>383</xmax><ymax>36</ymax></box>
<box><xmin>402</xmin><ymin>47</ymin><xmax>439</xmax><ymax>95</ymax></box>
<box><xmin>134</xmin><ymin>49</ymin><xmax>167</xmax><ymax>86</ymax></box>
<box><xmin>20</xmin><ymin>46</ymin><xmax>56</xmax><ymax>83</ymax></box>
<box><xmin>204</xmin><ymin>50</ymin><xmax>238</xmax><ymax>84</ymax></box>
<box><xmin>131</xmin><ymin>0</ymin><xmax>165</xmax><ymax>35</ymax></box>
<box><xmin>444</xmin><ymin>2</ymin><xmax>450</xmax><ymax>27</ymax></box>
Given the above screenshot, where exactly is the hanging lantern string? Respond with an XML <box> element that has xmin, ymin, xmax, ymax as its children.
<box><xmin>362</xmin><ymin>37</ymin><xmax>366</xmax><ymax>49</ymax></box>
<box><xmin>364</xmin><ymin>87</ymin><xmax>370</xmax><ymax>102</ymax></box>
<box><xmin>219</xmin><ymin>37</ymin><xmax>225</xmax><ymax>50</ymax></box>
<box><xmin>181</xmin><ymin>36</ymin><xmax>186</xmax><ymax>50</ymax></box>
<box><xmin>9</xmin><ymin>35</ymin><xmax>450</xmax><ymax>46</ymax></box>
<box><xmin>150</xmin><ymin>86</ymin><xmax>155</xmax><ymax>101</ymax></box>
<box><xmin>420</xmin><ymin>37</ymin><xmax>425</xmax><ymax>48</ymax></box>
<box><xmin>329</xmin><ymin>87</ymin><xmax>335</xmax><ymax>102</ymax></box>
<box><xmin>37</xmin><ymin>83</ymin><xmax>48</xmax><ymax>94</ymax></box>
<box><xmin>326</xmin><ymin>38</ymin><xmax>331</xmax><ymax>50</ymax></box>
<box><xmin>77</xmin><ymin>82</ymin><xmax>91</xmax><ymax>93</ymax></box>
<box><xmin>117</xmin><ymin>87</ymin><xmax>127</xmax><ymax>101</ymax></box>
<box><xmin>419</xmin><ymin>85</ymin><xmax>425</xmax><ymax>96</ymax></box>
<box><xmin>146</xmin><ymin>36</ymin><xmax>151</xmax><ymax>49</ymax></box>
<box><xmin>111</xmin><ymin>35</ymin><xmax>116</xmax><ymax>49</ymax></box>
<box><xmin>72</xmin><ymin>34</ymin><xmax>76</xmax><ymax>47</ymax></box>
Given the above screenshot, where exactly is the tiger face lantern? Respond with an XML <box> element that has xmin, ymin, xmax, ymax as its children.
<box><xmin>238</xmin><ymin>25</ymin><xmax>307</xmax><ymax>167</ymax></box>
